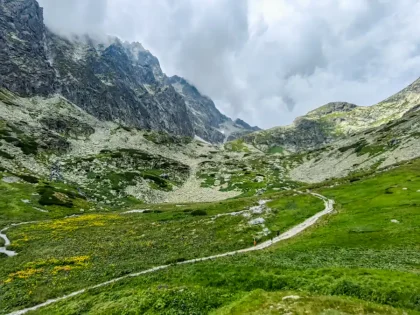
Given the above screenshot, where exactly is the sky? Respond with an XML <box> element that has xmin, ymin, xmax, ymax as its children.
<box><xmin>38</xmin><ymin>0</ymin><xmax>420</xmax><ymax>129</ymax></box>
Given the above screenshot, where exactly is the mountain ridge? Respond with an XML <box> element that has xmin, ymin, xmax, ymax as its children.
<box><xmin>240</xmin><ymin>77</ymin><xmax>420</xmax><ymax>152</ymax></box>
<box><xmin>0</xmin><ymin>0</ymin><xmax>257</xmax><ymax>143</ymax></box>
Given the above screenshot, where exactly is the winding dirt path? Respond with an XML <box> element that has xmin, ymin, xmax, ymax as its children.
<box><xmin>0</xmin><ymin>227</ymin><xmax>16</xmax><ymax>257</ymax></box>
<box><xmin>1</xmin><ymin>222</ymin><xmax>38</xmax><ymax>257</ymax></box>
<box><xmin>7</xmin><ymin>193</ymin><xmax>334</xmax><ymax>315</ymax></box>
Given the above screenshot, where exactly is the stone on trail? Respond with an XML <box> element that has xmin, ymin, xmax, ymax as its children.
<box><xmin>2</xmin><ymin>176</ymin><xmax>20</xmax><ymax>183</ymax></box>
<box><xmin>282</xmin><ymin>295</ymin><xmax>301</xmax><ymax>301</ymax></box>
<box><xmin>249</xmin><ymin>217</ymin><xmax>265</xmax><ymax>225</ymax></box>
<box><xmin>391</xmin><ymin>219</ymin><xmax>399</xmax><ymax>223</ymax></box>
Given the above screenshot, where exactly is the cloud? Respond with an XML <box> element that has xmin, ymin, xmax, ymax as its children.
<box><xmin>39</xmin><ymin>0</ymin><xmax>108</xmax><ymax>36</ymax></box>
<box><xmin>38</xmin><ymin>0</ymin><xmax>420</xmax><ymax>128</ymax></box>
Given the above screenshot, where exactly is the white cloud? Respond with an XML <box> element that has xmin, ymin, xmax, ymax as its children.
<box><xmin>38</xmin><ymin>0</ymin><xmax>420</xmax><ymax>128</ymax></box>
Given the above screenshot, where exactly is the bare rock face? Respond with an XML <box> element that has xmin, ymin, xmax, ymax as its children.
<box><xmin>168</xmin><ymin>76</ymin><xmax>259</xmax><ymax>143</ymax></box>
<box><xmin>0</xmin><ymin>0</ymin><xmax>256</xmax><ymax>143</ymax></box>
<box><xmin>0</xmin><ymin>0</ymin><xmax>56</xmax><ymax>95</ymax></box>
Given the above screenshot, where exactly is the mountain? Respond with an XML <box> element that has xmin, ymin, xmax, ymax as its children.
<box><xmin>168</xmin><ymin>76</ymin><xmax>260</xmax><ymax>143</ymax></box>
<box><xmin>0</xmin><ymin>0</ymin><xmax>257</xmax><ymax>143</ymax></box>
<box><xmin>241</xmin><ymin>78</ymin><xmax>420</xmax><ymax>152</ymax></box>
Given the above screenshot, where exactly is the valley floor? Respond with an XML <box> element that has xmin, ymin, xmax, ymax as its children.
<box><xmin>0</xmin><ymin>158</ymin><xmax>419</xmax><ymax>314</ymax></box>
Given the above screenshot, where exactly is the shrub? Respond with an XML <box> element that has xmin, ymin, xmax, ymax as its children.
<box><xmin>0</xmin><ymin>150</ymin><xmax>13</xmax><ymax>159</ymax></box>
<box><xmin>143</xmin><ymin>210</ymin><xmax>163</xmax><ymax>214</ymax></box>
<box><xmin>38</xmin><ymin>185</ymin><xmax>73</xmax><ymax>208</ymax></box>
<box><xmin>191</xmin><ymin>209</ymin><xmax>207</xmax><ymax>216</ymax></box>
<box><xmin>18</xmin><ymin>174</ymin><xmax>39</xmax><ymax>184</ymax></box>
<box><xmin>165</xmin><ymin>257</ymin><xmax>186</xmax><ymax>265</ymax></box>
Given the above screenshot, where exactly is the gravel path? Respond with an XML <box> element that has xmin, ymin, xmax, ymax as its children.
<box><xmin>1</xmin><ymin>222</ymin><xmax>38</xmax><ymax>257</ymax></box>
<box><xmin>0</xmin><ymin>227</ymin><xmax>15</xmax><ymax>257</ymax></box>
<box><xmin>7</xmin><ymin>193</ymin><xmax>334</xmax><ymax>315</ymax></box>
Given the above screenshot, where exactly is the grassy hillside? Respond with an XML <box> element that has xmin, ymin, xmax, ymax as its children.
<box><xmin>0</xmin><ymin>185</ymin><xmax>324</xmax><ymax>314</ymax></box>
<box><xmin>1</xmin><ymin>158</ymin><xmax>419</xmax><ymax>314</ymax></box>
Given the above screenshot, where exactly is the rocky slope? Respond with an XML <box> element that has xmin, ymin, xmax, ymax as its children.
<box><xmin>0</xmin><ymin>0</ymin><xmax>256</xmax><ymax>143</ymax></box>
<box><xmin>242</xmin><ymin>77</ymin><xmax>420</xmax><ymax>152</ymax></box>
<box><xmin>168</xmin><ymin>76</ymin><xmax>259</xmax><ymax>143</ymax></box>
<box><xmin>0</xmin><ymin>82</ymin><xmax>419</xmax><ymax>205</ymax></box>
<box><xmin>0</xmin><ymin>88</ymin><xmax>249</xmax><ymax>205</ymax></box>
<box><xmin>289</xmin><ymin>106</ymin><xmax>420</xmax><ymax>183</ymax></box>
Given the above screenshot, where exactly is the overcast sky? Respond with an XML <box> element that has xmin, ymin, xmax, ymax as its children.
<box><xmin>38</xmin><ymin>0</ymin><xmax>420</xmax><ymax>129</ymax></box>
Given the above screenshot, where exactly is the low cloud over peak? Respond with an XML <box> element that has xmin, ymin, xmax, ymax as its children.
<box><xmin>39</xmin><ymin>0</ymin><xmax>420</xmax><ymax>128</ymax></box>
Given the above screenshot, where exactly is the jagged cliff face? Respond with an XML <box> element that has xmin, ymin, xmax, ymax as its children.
<box><xmin>0</xmin><ymin>0</ymin><xmax>56</xmax><ymax>95</ymax></box>
<box><xmin>168</xmin><ymin>76</ymin><xmax>260</xmax><ymax>143</ymax></box>
<box><xmin>46</xmin><ymin>35</ymin><xmax>194</xmax><ymax>137</ymax></box>
<box><xmin>0</xmin><ymin>0</ymin><xmax>257</xmax><ymax>143</ymax></box>
<box><xmin>168</xmin><ymin>75</ymin><xmax>228</xmax><ymax>143</ymax></box>
<box><xmin>242</xmin><ymin>78</ymin><xmax>420</xmax><ymax>152</ymax></box>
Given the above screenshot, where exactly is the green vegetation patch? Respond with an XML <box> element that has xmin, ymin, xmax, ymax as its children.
<box><xmin>224</xmin><ymin>139</ymin><xmax>250</xmax><ymax>152</ymax></box>
<box><xmin>215</xmin><ymin>289</ymin><xmax>411</xmax><ymax>315</ymax></box>
<box><xmin>37</xmin><ymin>185</ymin><xmax>80</xmax><ymax>208</ymax></box>
<box><xmin>267</xmin><ymin>146</ymin><xmax>284</xmax><ymax>154</ymax></box>
<box><xmin>337</xmin><ymin>139</ymin><xmax>385</xmax><ymax>157</ymax></box>
<box><xmin>144</xmin><ymin>131</ymin><xmax>192</xmax><ymax>145</ymax></box>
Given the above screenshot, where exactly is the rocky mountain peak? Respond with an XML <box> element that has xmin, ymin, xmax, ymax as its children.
<box><xmin>0</xmin><ymin>0</ymin><xmax>257</xmax><ymax>143</ymax></box>
<box><xmin>234</xmin><ymin>118</ymin><xmax>260</xmax><ymax>131</ymax></box>
<box><xmin>382</xmin><ymin>76</ymin><xmax>420</xmax><ymax>103</ymax></box>
<box><xmin>306</xmin><ymin>102</ymin><xmax>359</xmax><ymax>118</ymax></box>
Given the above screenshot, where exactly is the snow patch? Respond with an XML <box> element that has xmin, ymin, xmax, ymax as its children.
<box><xmin>282</xmin><ymin>295</ymin><xmax>301</xmax><ymax>301</ymax></box>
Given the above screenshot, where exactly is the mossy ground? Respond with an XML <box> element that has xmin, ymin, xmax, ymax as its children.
<box><xmin>267</xmin><ymin>146</ymin><xmax>284</xmax><ymax>154</ymax></box>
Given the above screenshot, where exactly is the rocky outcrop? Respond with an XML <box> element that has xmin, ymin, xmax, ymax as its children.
<box><xmin>0</xmin><ymin>0</ymin><xmax>256</xmax><ymax>143</ymax></box>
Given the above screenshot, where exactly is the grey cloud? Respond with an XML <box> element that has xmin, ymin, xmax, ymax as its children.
<box><xmin>38</xmin><ymin>0</ymin><xmax>420</xmax><ymax>128</ymax></box>
<box><xmin>38</xmin><ymin>0</ymin><xmax>108</xmax><ymax>36</ymax></box>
